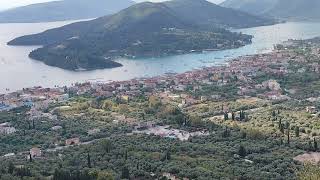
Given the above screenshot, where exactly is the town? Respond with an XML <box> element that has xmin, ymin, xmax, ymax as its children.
<box><xmin>1</xmin><ymin>37</ymin><xmax>320</xmax><ymax>179</ymax></box>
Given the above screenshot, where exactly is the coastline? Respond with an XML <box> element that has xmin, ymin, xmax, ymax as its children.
<box><xmin>0</xmin><ymin>40</ymin><xmax>287</xmax><ymax>96</ymax></box>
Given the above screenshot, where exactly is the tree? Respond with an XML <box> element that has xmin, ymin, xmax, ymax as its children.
<box><xmin>118</xmin><ymin>104</ymin><xmax>129</xmax><ymax>114</ymax></box>
<box><xmin>121</xmin><ymin>166</ymin><xmax>130</xmax><ymax>179</ymax></box>
<box><xmin>174</xmin><ymin>114</ymin><xmax>185</xmax><ymax>126</ymax></box>
<box><xmin>224</xmin><ymin>112</ymin><xmax>229</xmax><ymax>121</ymax></box>
<box><xmin>100</xmin><ymin>139</ymin><xmax>113</xmax><ymax>156</ymax></box>
<box><xmin>278</xmin><ymin>119</ymin><xmax>282</xmax><ymax>129</ymax></box>
<box><xmin>15</xmin><ymin>167</ymin><xmax>31</xmax><ymax>178</ymax></box>
<box><xmin>222</xmin><ymin>126</ymin><xmax>230</xmax><ymax>138</ymax></box>
<box><xmin>297</xmin><ymin>164</ymin><xmax>320</xmax><ymax>180</ymax></box>
<box><xmin>87</xmin><ymin>153</ymin><xmax>92</xmax><ymax>168</ymax></box>
<box><xmin>232</xmin><ymin>112</ymin><xmax>235</xmax><ymax>121</ymax></box>
<box><xmin>124</xmin><ymin>149</ymin><xmax>128</xmax><ymax>161</ymax></box>
<box><xmin>239</xmin><ymin>110</ymin><xmax>243</xmax><ymax>121</ymax></box>
<box><xmin>295</xmin><ymin>126</ymin><xmax>300</xmax><ymax>137</ymax></box>
<box><xmin>189</xmin><ymin>115</ymin><xmax>203</xmax><ymax>128</ymax></box>
<box><xmin>280</xmin><ymin>123</ymin><xmax>284</xmax><ymax>134</ymax></box>
<box><xmin>309</xmin><ymin>141</ymin><xmax>313</xmax><ymax>151</ymax></box>
<box><xmin>8</xmin><ymin>162</ymin><xmax>15</xmax><ymax>174</ymax></box>
<box><xmin>314</xmin><ymin>138</ymin><xmax>318</xmax><ymax>151</ymax></box>
<box><xmin>287</xmin><ymin>129</ymin><xmax>290</xmax><ymax>145</ymax></box>
<box><xmin>53</xmin><ymin>169</ymin><xmax>69</xmax><ymax>180</ymax></box>
<box><xmin>165</xmin><ymin>149</ymin><xmax>171</xmax><ymax>161</ymax></box>
<box><xmin>285</xmin><ymin>121</ymin><xmax>290</xmax><ymax>129</ymax></box>
<box><xmin>238</xmin><ymin>145</ymin><xmax>247</xmax><ymax>158</ymax></box>
<box><xmin>102</xmin><ymin>100</ymin><xmax>113</xmax><ymax>111</ymax></box>
<box><xmin>97</xmin><ymin>171</ymin><xmax>115</xmax><ymax>180</ymax></box>
<box><xmin>239</xmin><ymin>110</ymin><xmax>246</xmax><ymax>121</ymax></box>
<box><xmin>149</xmin><ymin>96</ymin><xmax>161</xmax><ymax>109</ymax></box>
<box><xmin>29</xmin><ymin>153</ymin><xmax>32</xmax><ymax>162</ymax></box>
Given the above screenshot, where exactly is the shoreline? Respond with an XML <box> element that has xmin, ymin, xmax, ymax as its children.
<box><xmin>0</xmin><ymin>43</ymin><xmax>278</xmax><ymax>97</ymax></box>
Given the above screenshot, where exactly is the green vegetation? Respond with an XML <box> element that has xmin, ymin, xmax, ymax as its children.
<box><xmin>0</xmin><ymin>122</ymin><xmax>304</xmax><ymax>179</ymax></box>
<box><xmin>3</xmin><ymin>37</ymin><xmax>320</xmax><ymax>179</ymax></box>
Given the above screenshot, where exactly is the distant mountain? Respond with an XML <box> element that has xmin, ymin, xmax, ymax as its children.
<box><xmin>8</xmin><ymin>0</ymin><xmax>274</xmax><ymax>71</ymax></box>
<box><xmin>221</xmin><ymin>0</ymin><xmax>320</xmax><ymax>21</ymax></box>
<box><xmin>164</xmin><ymin>0</ymin><xmax>275</xmax><ymax>28</ymax></box>
<box><xmin>267</xmin><ymin>0</ymin><xmax>320</xmax><ymax>21</ymax></box>
<box><xmin>221</xmin><ymin>0</ymin><xmax>278</xmax><ymax>16</ymax></box>
<box><xmin>0</xmin><ymin>0</ymin><xmax>135</xmax><ymax>23</ymax></box>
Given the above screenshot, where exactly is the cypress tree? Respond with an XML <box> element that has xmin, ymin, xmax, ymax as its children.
<box><xmin>280</xmin><ymin>124</ymin><xmax>284</xmax><ymax>134</ymax></box>
<box><xmin>8</xmin><ymin>162</ymin><xmax>15</xmax><ymax>174</ymax></box>
<box><xmin>165</xmin><ymin>149</ymin><xmax>171</xmax><ymax>161</ymax></box>
<box><xmin>87</xmin><ymin>153</ymin><xmax>91</xmax><ymax>168</ymax></box>
<box><xmin>279</xmin><ymin>119</ymin><xmax>282</xmax><ymax>129</ymax></box>
<box><xmin>224</xmin><ymin>112</ymin><xmax>229</xmax><ymax>121</ymax></box>
<box><xmin>238</xmin><ymin>145</ymin><xmax>247</xmax><ymax>158</ymax></box>
<box><xmin>124</xmin><ymin>149</ymin><xmax>128</xmax><ymax>161</ymax></box>
<box><xmin>309</xmin><ymin>141</ymin><xmax>313</xmax><ymax>151</ymax></box>
<box><xmin>287</xmin><ymin>129</ymin><xmax>290</xmax><ymax>145</ymax></box>
<box><xmin>121</xmin><ymin>166</ymin><xmax>130</xmax><ymax>179</ymax></box>
<box><xmin>295</xmin><ymin>126</ymin><xmax>300</xmax><ymax>137</ymax></box>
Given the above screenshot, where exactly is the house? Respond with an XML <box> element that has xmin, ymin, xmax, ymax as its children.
<box><xmin>0</xmin><ymin>103</ymin><xmax>11</xmax><ymax>111</ymax></box>
<box><xmin>182</xmin><ymin>97</ymin><xmax>197</xmax><ymax>106</ymax></box>
<box><xmin>306</xmin><ymin>106</ymin><xmax>317</xmax><ymax>114</ymax></box>
<box><xmin>121</xmin><ymin>95</ymin><xmax>130</xmax><ymax>102</ymax></box>
<box><xmin>262</xmin><ymin>80</ymin><xmax>282</xmax><ymax>91</ymax></box>
<box><xmin>172</xmin><ymin>85</ymin><xmax>186</xmax><ymax>91</ymax></box>
<box><xmin>200</xmin><ymin>96</ymin><xmax>208</xmax><ymax>102</ymax></box>
<box><xmin>30</xmin><ymin>148</ymin><xmax>42</xmax><ymax>158</ymax></box>
<box><xmin>65</xmin><ymin>138</ymin><xmax>80</xmax><ymax>146</ymax></box>
<box><xmin>261</xmin><ymin>91</ymin><xmax>290</xmax><ymax>101</ymax></box>
<box><xmin>88</xmin><ymin>128</ymin><xmax>101</xmax><ymax>135</ymax></box>
<box><xmin>0</xmin><ymin>123</ymin><xmax>16</xmax><ymax>135</ymax></box>
<box><xmin>162</xmin><ymin>173</ymin><xmax>189</xmax><ymax>180</ymax></box>
<box><xmin>51</xmin><ymin>126</ymin><xmax>63</xmax><ymax>131</ymax></box>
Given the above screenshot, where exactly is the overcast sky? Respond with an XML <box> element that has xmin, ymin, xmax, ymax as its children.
<box><xmin>0</xmin><ymin>0</ymin><xmax>225</xmax><ymax>10</ymax></box>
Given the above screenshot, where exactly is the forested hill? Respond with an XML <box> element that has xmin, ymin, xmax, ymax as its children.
<box><xmin>0</xmin><ymin>0</ymin><xmax>135</xmax><ymax>23</ymax></box>
<box><xmin>8</xmin><ymin>0</ymin><xmax>274</xmax><ymax>46</ymax></box>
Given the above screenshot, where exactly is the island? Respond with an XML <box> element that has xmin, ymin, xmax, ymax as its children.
<box><xmin>8</xmin><ymin>0</ymin><xmax>275</xmax><ymax>71</ymax></box>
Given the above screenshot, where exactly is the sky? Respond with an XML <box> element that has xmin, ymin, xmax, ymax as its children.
<box><xmin>0</xmin><ymin>0</ymin><xmax>225</xmax><ymax>10</ymax></box>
